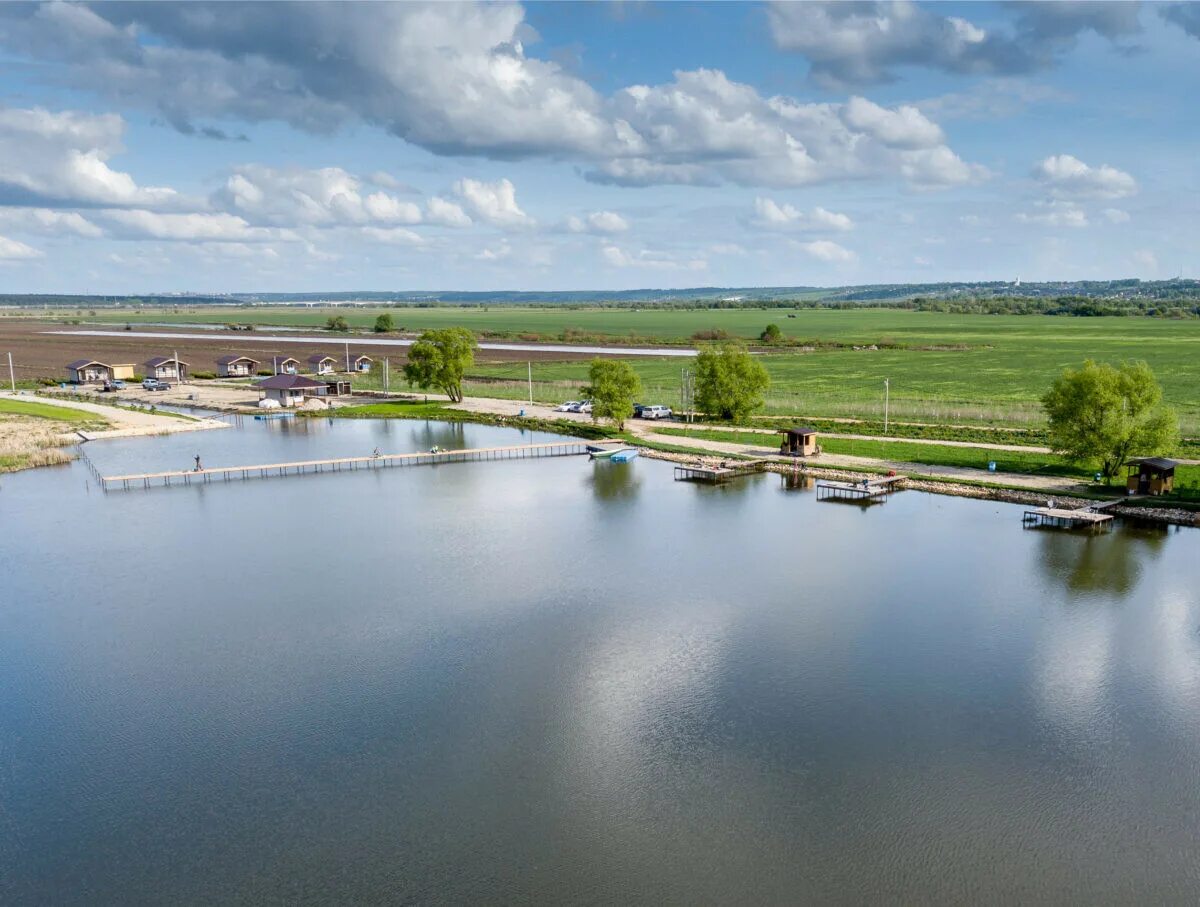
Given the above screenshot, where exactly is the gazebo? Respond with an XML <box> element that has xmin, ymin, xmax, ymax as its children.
<box><xmin>779</xmin><ymin>426</ymin><xmax>820</xmax><ymax>457</ymax></box>
<box><xmin>1126</xmin><ymin>457</ymin><xmax>1178</xmax><ymax>496</ymax></box>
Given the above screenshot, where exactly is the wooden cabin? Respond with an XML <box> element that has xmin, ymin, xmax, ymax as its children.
<box><xmin>323</xmin><ymin>379</ymin><xmax>352</xmax><ymax>397</ymax></box>
<box><xmin>1126</xmin><ymin>457</ymin><xmax>1178</xmax><ymax>496</ymax></box>
<box><xmin>307</xmin><ymin>354</ymin><xmax>337</xmax><ymax>376</ymax></box>
<box><xmin>274</xmin><ymin>356</ymin><xmax>300</xmax><ymax>375</ymax></box>
<box><xmin>66</xmin><ymin>359</ymin><xmax>112</xmax><ymax>384</ymax></box>
<box><xmin>256</xmin><ymin>374</ymin><xmax>327</xmax><ymax>407</ymax></box>
<box><xmin>144</xmin><ymin>356</ymin><xmax>188</xmax><ymax>381</ymax></box>
<box><xmin>779</xmin><ymin>426</ymin><xmax>820</xmax><ymax>457</ymax></box>
<box><xmin>350</xmin><ymin>354</ymin><xmax>373</xmax><ymax>373</ymax></box>
<box><xmin>216</xmin><ymin>355</ymin><xmax>260</xmax><ymax>378</ymax></box>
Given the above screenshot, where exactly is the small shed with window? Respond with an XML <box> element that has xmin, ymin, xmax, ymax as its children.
<box><xmin>308</xmin><ymin>354</ymin><xmax>337</xmax><ymax>376</ymax></box>
<box><xmin>779</xmin><ymin>426</ymin><xmax>820</xmax><ymax>458</ymax></box>
<box><xmin>216</xmin><ymin>355</ymin><xmax>260</xmax><ymax>378</ymax></box>
<box><xmin>1126</xmin><ymin>457</ymin><xmax>1178</xmax><ymax>496</ymax></box>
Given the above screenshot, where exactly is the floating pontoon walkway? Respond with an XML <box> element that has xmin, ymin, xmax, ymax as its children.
<box><xmin>673</xmin><ymin>463</ymin><xmax>764</xmax><ymax>483</ymax></box>
<box><xmin>816</xmin><ymin>475</ymin><xmax>903</xmax><ymax>503</ymax></box>
<box><xmin>1023</xmin><ymin>507</ymin><xmax>1114</xmax><ymax>532</ymax></box>
<box><xmin>100</xmin><ymin>440</ymin><xmax>622</xmax><ymax>491</ymax></box>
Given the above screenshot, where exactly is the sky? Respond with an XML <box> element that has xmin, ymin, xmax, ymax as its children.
<box><xmin>0</xmin><ymin>0</ymin><xmax>1197</xmax><ymax>294</ymax></box>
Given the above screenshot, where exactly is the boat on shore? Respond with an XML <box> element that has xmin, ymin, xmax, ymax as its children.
<box><xmin>609</xmin><ymin>449</ymin><xmax>639</xmax><ymax>463</ymax></box>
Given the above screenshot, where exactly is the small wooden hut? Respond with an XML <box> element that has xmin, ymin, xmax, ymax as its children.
<box><xmin>216</xmin><ymin>355</ymin><xmax>260</xmax><ymax>377</ymax></box>
<box><xmin>1126</xmin><ymin>457</ymin><xmax>1178</xmax><ymax>496</ymax></box>
<box><xmin>779</xmin><ymin>426</ymin><xmax>820</xmax><ymax>457</ymax></box>
<box><xmin>308</xmin><ymin>354</ymin><xmax>337</xmax><ymax>376</ymax></box>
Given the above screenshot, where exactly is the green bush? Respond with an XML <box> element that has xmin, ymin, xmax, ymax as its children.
<box><xmin>191</xmin><ymin>370</ymin><xmax>216</xmax><ymax>380</ymax></box>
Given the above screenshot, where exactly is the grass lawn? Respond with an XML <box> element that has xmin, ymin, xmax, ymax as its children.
<box><xmin>0</xmin><ymin>398</ymin><xmax>105</xmax><ymax>423</ymax></box>
<box><xmin>79</xmin><ymin>306</ymin><xmax>1200</xmax><ymax>430</ymax></box>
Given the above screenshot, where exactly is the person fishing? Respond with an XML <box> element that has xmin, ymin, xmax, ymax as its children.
<box><xmin>194</xmin><ymin>454</ymin><xmax>202</xmax><ymax>472</ymax></box>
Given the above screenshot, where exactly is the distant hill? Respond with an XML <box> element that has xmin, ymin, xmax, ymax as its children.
<box><xmin>3</xmin><ymin>279</ymin><xmax>1199</xmax><ymax>317</ymax></box>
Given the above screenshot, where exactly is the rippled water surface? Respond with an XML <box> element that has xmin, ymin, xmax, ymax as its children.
<box><xmin>2</xmin><ymin>419</ymin><xmax>1199</xmax><ymax>903</ymax></box>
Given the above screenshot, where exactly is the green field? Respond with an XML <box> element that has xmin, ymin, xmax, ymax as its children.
<box><xmin>0</xmin><ymin>398</ymin><xmax>101</xmax><ymax>423</ymax></box>
<box><xmin>68</xmin><ymin>305</ymin><xmax>1200</xmax><ymax>431</ymax></box>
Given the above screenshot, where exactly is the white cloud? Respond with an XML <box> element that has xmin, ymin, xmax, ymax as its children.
<box><xmin>840</xmin><ymin>96</ymin><xmax>943</xmax><ymax>148</ymax></box>
<box><xmin>101</xmin><ymin>209</ymin><xmax>292</xmax><ymax>242</ymax></box>
<box><xmin>751</xmin><ymin>197</ymin><xmax>853</xmax><ymax>231</ymax></box>
<box><xmin>793</xmin><ymin>239</ymin><xmax>856</xmax><ymax>263</ymax></box>
<box><xmin>566</xmin><ymin>210</ymin><xmax>629</xmax><ymax>234</ymax></box>
<box><xmin>1102</xmin><ymin>208</ymin><xmax>1130</xmax><ymax>224</ymax></box>
<box><xmin>0</xmin><ymin>207</ymin><xmax>103</xmax><ymax>237</ymax></box>
<box><xmin>453</xmin><ymin>177</ymin><xmax>532</xmax><ymax>228</ymax></box>
<box><xmin>214</xmin><ymin>165</ymin><xmax>422</xmax><ymax>226</ymax></box>
<box><xmin>0</xmin><ymin>106</ymin><xmax>180</xmax><ymax>208</ymax></box>
<box><xmin>768</xmin><ymin>0</ymin><xmax>1143</xmax><ymax>87</ymax></box>
<box><xmin>1016</xmin><ymin>201</ymin><xmax>1089</xmax><ymax>228</ymax></box>
<box><xmin>0</xmin><ymin>8</ymin><xmax>986</xmax><ymax>193</ymax></box>
<box><xmin>425</xmin><ymin>197</ymin><xmax>472</xmax><ymax>228</ymax></box>
<box><xmin>0</xmin><ymin>234</ymin><xmax>42</xmax><ymax>260</ymax></box>
<box><xmin>361</xmin><ymin>226</ymin><xmax>425</xmax><ymax>246</ymax></box>
<box><xmin>601</xmin><ymin>245</ymin><xmax>706</xmax><ymax>271</ymax></box>
<box><xmin>1033</xmin><ymin>154</ymin><xmax>1137</xmax><ymax>199</ymax></box>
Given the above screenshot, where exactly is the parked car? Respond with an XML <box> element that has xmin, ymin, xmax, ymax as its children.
<box><xmin>555</xmin><ymin>401</ymin><xmax>580</xmax><ymax>412</ymax></box>
<box><xmin>577</xmin><ymin>402</ymin><xmax>593</xmax><ymax>414</ymax></box>
<box><xmin>632</xmin><ymin>403</ymin><xmax>647</xmax><ymax>418</ymax></box>
<box><xmin>100</xmin><ymin>380</ymin><xmax>126</xmax><ymax>393</ymax></box>
<box><xmin>641</xmin><ymin>404</ymin><xmax>672</xmax><ymax>420</ymax></box>
<box><xmin>142</xmin><ymin>378</ymin><xmax>170</xmax><ymax>391</ymax></box>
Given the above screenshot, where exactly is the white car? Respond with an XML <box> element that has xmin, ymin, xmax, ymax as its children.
<box><xmin>577</xmin><ymin>401</ymin><xmax>593</xmax><ymax>414</ymax></box>
<box><xmin>555</xmin><ymin>401</ymin><xmax>580</xmax><ymax>412</ymax></box>
<box><xmin>641</xmin><ymin>405</ymin><xmax>672</xmax><ymax>420</ymax></box>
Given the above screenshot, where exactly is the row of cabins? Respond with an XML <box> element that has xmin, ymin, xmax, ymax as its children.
<box><xmin>67</xmin><ymin>353</ymin><xmax>375</xmax><ymax>383</ymax></box>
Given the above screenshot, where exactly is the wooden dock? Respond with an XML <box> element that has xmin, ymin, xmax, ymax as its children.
<box><xmin>673</xmin><ymin>462</ymin><xmax>763</xmax><ymax>483</ymax></box>
<box><xmin>816</xmin><ymin>475</ymin><xmax>903</xmax><ymax>503</ymax></box>
<box><xmin>100</xmin><ymin>440</ymin><xmax>620</xmax><ymax>491</ymax></box>
<box><xmin>1023</xmin><ymin>507</ymin><xmax>1114</xmax><ymax>531</ymax></box>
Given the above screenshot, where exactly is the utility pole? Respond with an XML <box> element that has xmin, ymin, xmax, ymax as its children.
<box><xmin>7</xmin><ymin>352</ymin><xmax>14</xmax><ymax>392</ymax></box>
<box><xmin>384</xmin><ymin>357</ymin><xmax>390</xmax><ymax>393</ymax></box>
<box><xmin>174</xmin><ymin>348</ymin><xmax>181</xmax><ymax>383</ymax></box>
<box><xmin>883</xmin><ymin>377</ymin><xmax>890</xmax><ymax>434</ymax></box>
<box><xmin>527</xmin><ymin>362</ymin><xmax>533</xmax><ymax>404</ymax></box>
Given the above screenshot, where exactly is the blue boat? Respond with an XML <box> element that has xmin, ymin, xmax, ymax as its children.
<box><xmin>609</xmin><ymin>449</ymin><xmax>639</xmax><ymax>463</ymax></box>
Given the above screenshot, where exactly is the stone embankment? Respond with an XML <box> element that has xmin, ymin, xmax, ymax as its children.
<box><xmin>636</xmin><ymin>448</ymin><xmax>1199</xmax><ymax>528</ymax></box>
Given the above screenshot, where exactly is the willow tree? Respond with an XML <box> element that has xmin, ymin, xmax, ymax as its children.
<box><xmin>1042</xmin><ymin>359</ymin><xmax>1178</xmax><ymax>482</ymax></box>
<box><xmin>403</xmin><ymin>327</ymin><xmax>477</xmax><ymax>402</ymax></box>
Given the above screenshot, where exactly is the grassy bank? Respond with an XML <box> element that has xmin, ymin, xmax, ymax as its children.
<box><xmin>0</xmin><ymin>398</ymin><xmax>109</xmax><ymax>472</ymax></box>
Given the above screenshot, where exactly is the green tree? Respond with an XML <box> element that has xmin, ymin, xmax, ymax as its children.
<box><xmin>1042</xmin><ymin>359</ymin><xmax>1179</xmax><ymax>482</ymax></box>
<box><xmin>585</xmin><ymin>358</ymin><xmax>642</xmax><ymax>430</ymax></box>
<box><xmin>694</xmin><ymin>341</ymin><xmax>770</xmax><ymax>422</ymax></box>
<box><xmin>325</xmin><ymin>315</ymin><xmax>349</xmax><ymax>332</ymax></box>
<box><xmin>403</xmin><ymin>327</ymin><xmax>477</xmax><ymax>402</ymax></box>
<box><xmin>760</xmin><ymin>323</ymin><xmax>782</xmax><ymax>343</ymax></box>
<box><xmin>373</xmin><ymin>313</ymin><xmax>395</xmax><ymax>333</ymax></box>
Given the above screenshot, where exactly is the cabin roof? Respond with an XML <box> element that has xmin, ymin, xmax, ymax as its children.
<box><xmin>256</xmin><ymin>374</ymin><xmax>326</xmax><ymax>390</ymax></box>
<box><xmin>217</xmin><ymin>354</ymin><xmax>259</xmax><ymax>365</ymax></box>
<box><xmin>144</xmin><ymin>356</ymin><xmax>188</xmax><ymax>367</ymax></box>
<box><xmin>67</xmin><ymin>358</ymin><xmax>106</xmax><ymax>370</ymax></box>
<box><xmin>781</xmin><ymin>426</ymin><xmax>818</xmax><ymax>437</ymax></box>
<box><xmin>307</xmin><ymin>354</ymin><xmax>335</xmax><ymax>364</ymax></box>
<box><xmin>1130</xmin><ymin>457</ymin><xmax>1179</xmax><ymax>471</ymax></box>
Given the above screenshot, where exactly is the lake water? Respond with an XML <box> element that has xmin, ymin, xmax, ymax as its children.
<box><xmin>2</xmin><ymin>419</ymin><xmax>1199</xmax><ymax>904</ymax></box>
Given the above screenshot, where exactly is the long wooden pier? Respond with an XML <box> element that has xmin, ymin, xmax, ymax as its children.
<box><xmin>100</xmin><ymin>440</ymin><xmax>618</xmax><ymax>491</ymax></box>
<box><xmin>1023</xmin><ymin>507</ymin><xmax>1114</xmax><ymax>532</ymax></box>
<box><xmin>816</xmin><ymin>475</ymin><xmax>903</xmax><ymax>503</ymax></box>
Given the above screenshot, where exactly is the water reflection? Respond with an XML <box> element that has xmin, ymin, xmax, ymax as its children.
<box><xmin>778</xmin><ymin>472</ymin><xmax>814</xmax><ymax>492</ymax></box>
<box><xmin>1034</xmin><ymin>521</ymin><xmax>1166</xmax><ymax>597</ymax></box>
<box><xmin>588</xmin><ymin>461</ymin><xmax>642</xmax><ymax>501</ymax></box>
